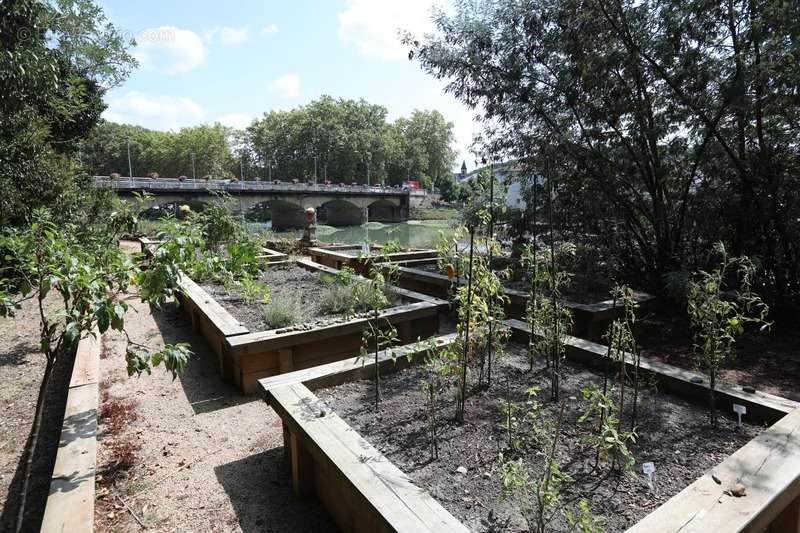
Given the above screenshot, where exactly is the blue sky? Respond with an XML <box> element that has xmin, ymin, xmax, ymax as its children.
<box><xmin>99</xmin><ymin>0</ymin><xmax>478</xmax><ymax>170</ymax></box>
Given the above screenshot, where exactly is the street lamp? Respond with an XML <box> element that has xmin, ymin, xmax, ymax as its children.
<box><xmin>126</xmin><ymin>138</ymin><xmax>133</xmax><ymax>178</ymax></box>
<box><xmin>313</xmin><ymin>155</ymin><xmax>318</xmax><ymax>184</ymax></box>
<box><xmin>190</xmin><ymin>152</ymin><xmax>196</xmax><ymax>180</ymax></box>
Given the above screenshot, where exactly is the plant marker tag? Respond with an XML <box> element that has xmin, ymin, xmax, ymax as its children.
<box><xmin>362</xmin><ymin>242</ymin><xmax>370</xmax><ymax>256</ymax></box>
<box><xmin>643</xmin><ymin>462</ymin><xmax>656</xmax><ymax>489</ymax></box>
<box><xmin>733</xmin><ymin>404</ymin><xmax>747</xmax><ymax>427</ymax></box>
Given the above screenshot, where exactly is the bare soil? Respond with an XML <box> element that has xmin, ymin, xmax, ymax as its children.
<box><xmin>638</xmin><ymin>311</ymin><xmax>800</xmax><ymax>402</ymax></box>
<box><xmin>0</xmin><ymin>296</ymin><xmax>76</xmax><ymax>532</ymax></box>
<box><xmin>317</xmin><ymin>343</ymin><xmax>762</xmax><ymax>532</ymax></box>
<box><xmin>201</xmin><ymin>264</ymin><xmax>329</xmax><ymax>331</ymax></box>
<box><xmin>95</xmin><ymin>295</ymin><xmax>336</xmax><ymax>532</ymax></box>
<box><xmin>202</xmin><ymin>263</ymin><xmax>401</xmax><ymax>332</ymax></box>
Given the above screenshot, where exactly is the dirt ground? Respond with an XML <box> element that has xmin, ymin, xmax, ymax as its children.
<box><xmin>317</xmin><ymin>343</ymin><xmax>762</xmax><ymax>532</ymax></box>
<box><xmin>0</xmin><ymin>296</ymin><xmax>76</xmax><ymax>532</ymax></box>
<box><xmin>201</xmin><ymin>264</ymin><xmax>332</xmax><ymax>331</ymax></box>
<box><xmin>638</xmin><ymin>311</ymin><xmax>800</xmax><ymax>402</ymax></box>
<box><xmin>95</xmin><ymin>295</ymin><xmax>336</xmax><ymax>532</ymax></box>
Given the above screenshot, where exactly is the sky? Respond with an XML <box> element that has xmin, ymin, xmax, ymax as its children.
<box><xmin>98</xmin><ymin>0</ymin><xmax>480</xmax><ymax>171</ymax></box>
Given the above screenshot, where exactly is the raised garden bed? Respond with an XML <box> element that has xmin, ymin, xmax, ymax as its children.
<box><xmin>316</xmin><ymin>343</ymin><xmax>759</xmax><ymax>531</ymax></box>
<box><xmin>308</xmin><ymin>245</ymin><xmax>438</xmax><ymax>276</ymax></box>
<box><xmin>260</xmin><ymin>325</ymin><xmax>800</xmax><ymax>533</ymax></box>
<box><xmin>177</xmin><ymin>259</ymin><xmax>447</xmax><ymax>394</ymax></box>
<box><xmin>390</xmin><ymin>264</ymin><xmax>655</xmax><ymax>342</ymax></box>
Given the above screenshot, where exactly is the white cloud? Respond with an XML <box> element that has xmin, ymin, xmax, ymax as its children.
<box><xmin>203</xmin><ymin>26</ymin><xmax>250</xmax><ymax>45</ymax></box>
<box><xmin>261</xmin><ymin>23</ymin><xmax>279</xmax><ymax>36</ymax></box>
<box><xmin>103</xmin><ymin>91</ymin><xmax>205</xmax><ymax>130</ymax></box>
<box><xmin>219</xmin><ymin>27</ymin><xmax>249</xmax><ymax>45</ymax></box>
<box><xmin>134</xmin><ymin>26</ymin><xmax>205</xmax><ymax>74</ymax></box>
<box><xmin>217</xmin><ymin>113</ymin><xmax>252</xmax><ymax>129</ymax></box>
<box><xmin>268</xmin><ymin>73</ymin><xmax>301</xmax><ymax>99</ymax></box>
<box><xmin>338</xmin><ymin>0</ymin><xmax>446</xmax><ymax>60</ymax></box>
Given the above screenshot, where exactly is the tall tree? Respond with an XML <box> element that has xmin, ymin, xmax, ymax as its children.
<box><xmin>406</xmin><ymin>0</ymin><xmax>799</xmax><ymax>302</ymax></box>
<box><xmin>0</xmin><ymin>0</ymin><xmax>137</xmax><ymax>226</ymax></box>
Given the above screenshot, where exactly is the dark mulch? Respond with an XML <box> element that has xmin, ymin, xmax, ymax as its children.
<box><xmin>202</xmin><ymin>264</ymin><xmax>402</xmax><ymax>333</ymax></box>
<box><xmin>202</xmin><ymin>264</ymin><xmax>332</xmax><ymax>331</ymax></box>
<box><xmin>638</xmin><ymin>311</ymin><xmax>800</xmax><ymax>402</ymax></box>
<box><xmin>317</xmin><ymin>343</ymin><xmax>762</xmax><ymax>532</ymax></box>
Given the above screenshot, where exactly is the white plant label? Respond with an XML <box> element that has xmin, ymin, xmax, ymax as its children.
<box><xmin>362</xmin><ymin>242</ymin><xmax>370</xmax><ymax>255</ymax></box>
<box><xmin>733</xmin><ymin>404</ymin><xmax>747</xmax><ymax>427</ymax></box>
<box><xmin>642</xmin><ymin>462</ymin><xmax>656</xmax><ymax>490</ymax></box>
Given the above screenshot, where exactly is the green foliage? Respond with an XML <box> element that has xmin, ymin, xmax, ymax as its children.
<box><xmin>262</xmin><ymin>297</ymin><xmax>306</xmax><ymax>329</ymax></box>
<box><xmin>407</xmin><ymin>0</ymin><xmax>800</xmax><ymax>303</ymax></box>
<box><xmin>195</xmin><ymin>192</ymin><xmax>243</xmax><ymax>248</ymax></box>
<box><xmin>522</xmin><ymin>243</ymin><xmax>574</xmax><ymax>396</ymax></box>
<box><xmin>419</xmin><ymin>337</ymin><xmax>461</xmax><ymax>459</ymax></box>
<box><xmin>0</xmin><ymin>0</ymin><xmax>137</xmax><ymax>226</ymax></box>
<box><xmin>381</xmin><ymin>240</ymin><xmax>404</xmax><ymax>254</ymax></box>
<box><xmin>0</xmin><ymin>208</ymin><xmax>192</xmax><ymax>378</ymax></box>
<box><xmin>241</xmin><ymin>96</ymin><xmax>456</xmax><ymax>185</ymax></box>
<box><xmin>687</xmin><ymin>243</ymin><xmax>770</xmax><ymax>425</ymax></box>
<box><xmin>578</xmin><ymin>385</ymin><xmax>636</xmax><ymax>472</ymax></box>
<box><xmin>80</xmin><ymin>122</ymin><xmax>236</xmax><ymax>178</ymax></box>
<box><xmin>236</xmin><ymin>276</ymin><xmax>271</xmax><ymax>305</ymax></box>
<box><xmin>566</xmin><ymin>500</ymin><xmax>606</xmax><ymax>533</ymax></box>
<box><xmin>499</xmin><ymin>385</ymin><xmax>545</xmax><ymax>451</ymax></box>
<box><xmin>126</xmin><ymin>343</ymin><xmax>192</xmax><ymax>380</ymax></box>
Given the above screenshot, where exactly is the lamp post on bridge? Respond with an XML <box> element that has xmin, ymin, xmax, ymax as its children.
<box><xmin>126</xmin><ymin>138</ymin><xmax>133</xmax><ymax>179</ymax></box>
<box><xmin>190</xmin><ymin>152</ymin><xmax>196</xmax><ymax>180</ymax></box>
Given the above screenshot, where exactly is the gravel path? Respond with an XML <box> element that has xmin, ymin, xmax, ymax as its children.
<box><xmin>95</xmin><ymin>295</ymin><xmax>336</xmax><ymax>532</ymax></box>
<box><xmin>0</xmin><ymin>296</ymin><xmax>75</xmax><ymax>532</ymax></box>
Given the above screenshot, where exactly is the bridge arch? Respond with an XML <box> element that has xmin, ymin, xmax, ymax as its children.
<box><xmin>367</xmin><ymin>199</ymin><xmax>405</xmax><ymax>223</ymax></box>
<box><xmin>318</xmin><ymin>199</ymin><xmax>364</xmax><ymax>227</ymax></box>
<box><xmin>260</xmin><ymin>199</ymin><xmax>305</xmax><ymax>230</ymax></box>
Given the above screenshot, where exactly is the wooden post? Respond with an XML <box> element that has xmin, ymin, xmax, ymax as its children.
<box><xmin>771</xmin><ymin>494</ymin><xmax>800</xmax><ymax>533</ymax></box>
<box><xmin>278</xmin><ymin>348</ymin><xmax>294</xmax><ymax>374</ymax></box>
<box><xmin>282</xmin><ymin>422</ymin><xmax>291</xmax><ymax>462</ymax></box>
<box><xmin>289</xmin><ymin>430</ymin><xmax>314</xmax><ymax>497</ymax></box>
<box><xmin>397</xmin><ymin>321</ymin><xmax>413</xmax><ymax>343</ymax></box>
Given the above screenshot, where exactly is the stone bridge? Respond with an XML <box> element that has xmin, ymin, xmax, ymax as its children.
<box><xmin>95</xmin><ymin>177</ymin><xmax>412</xmax><ymax>230</ymax></box>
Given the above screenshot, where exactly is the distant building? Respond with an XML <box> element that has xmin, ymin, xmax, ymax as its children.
<box><xmin>457</xmin><ymin>160</ymin><xmax>535</xmax><ymax>209</ymax></box>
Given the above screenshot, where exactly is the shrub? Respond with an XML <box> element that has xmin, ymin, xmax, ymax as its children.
<box><xmin>319</xmin><ymin>281</ymin><xmax>372</xmax><ymax>315</ymax></box>
<box><xmin>262</xmin><ymin>297</ymin><xmax>307</xmax><ymax>328</ymax></box>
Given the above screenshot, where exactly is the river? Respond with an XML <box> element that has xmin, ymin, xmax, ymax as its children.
<box><xmin>246</xmin><ymin>220</ymin><xmax>458</xmax><ymax>249</ymax></box>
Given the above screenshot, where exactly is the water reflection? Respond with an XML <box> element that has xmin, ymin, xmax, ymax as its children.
<box><xmin>247</xmin><ymin>220</ymin><xmax>458</xmax><ymax>249</ymax></box>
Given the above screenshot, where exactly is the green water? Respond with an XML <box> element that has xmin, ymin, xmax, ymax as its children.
<box><xmin>247</xmin><ymin>220</ymin><xmax>458</xmax><ymax>249</ymax></box>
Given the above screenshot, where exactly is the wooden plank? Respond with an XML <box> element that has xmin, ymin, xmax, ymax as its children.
<box><xmin>628</xmin><ymin>408</ymin><xmax>800</xmax><ymax>533</ymax></box>
<box><xmin>69</xmin><ymin>333</ymin><xmax>100</xmax><ymax>388</ymax></box>
<box><xmin>504</xmin><ymin>318</ymin><xmax>799</xmax><ymax>423</ymax></box>
<box><xmin>289</xmin><ymin>429</ymin><xmax>315</xmax><ymax>496</ymax></box>
<box><xmin>278</xmin><ymin>348</ymin><xmax>294</xmax><ymax>373</ymax></box>
<box><xmin>258</xmin><ymin>334</ymin><xmax>457</xmax><ymax>394</ymax></box>
<box><xmin>41</xmin><ymin>382</ymin><xmax>97</xmax><ymax>533</ymax></box>
<box><xmin>269</xmin><ymin>384</ymin><xmax>469</xmax><ymax>533</ymax></box>
<box><xmin>226</xmin><ymin>301</ymin><xmax>439</xmax><ymax>357</ymax></box>
<box><xmin>178</xmin><ymin>274</ymin><xmax>249</xmax><ymax>337</ymax></box>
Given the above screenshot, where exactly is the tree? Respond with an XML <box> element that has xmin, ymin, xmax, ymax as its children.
<box><xmin>406</xmin><ymin>0</ymin><xmax>800</xmax><ymax>302</ymax></box>
<box><xmin>240</xmin><ymin>96</ymin><xmax>457</xmax><ymax>186</ymax></box>
<box><xmin>687</xmin><ymin>243</ymin><xmax>769</xmax><ymax>426</ymax></box>
<box><xmin>0</xmin><ymin>0</ymin><xmax>137</xmax><ymax>226</ymax></box>
<box><xmin>0</xmin><ymin>203</ymin><xmax>190</xmax><ymax>532</ymax></box>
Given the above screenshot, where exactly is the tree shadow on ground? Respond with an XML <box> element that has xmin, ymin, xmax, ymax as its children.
<box><xmin>148</xmin><ymin>302</ymin><xmax>256</xmax><ymax>415</ymax></box>
<box><xmin>0</xmin><ymin>348</ymin><xmax>75</xmax><ymax>533</ymax></box>
<box><xmin>214</xmin><ymin>447</ymin><xmax>337</xmax><ymax>533</ymax></box>
<box><xmin>0</xmin><ymin>341</ymin><xmax>35</xmax><ymax>367</ymax></box>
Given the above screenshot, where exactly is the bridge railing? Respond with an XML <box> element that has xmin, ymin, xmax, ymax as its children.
<box><xmin>93</xmin><ymin>177</ymin><xmax>410</xmax><ymax>196</ymax></box>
